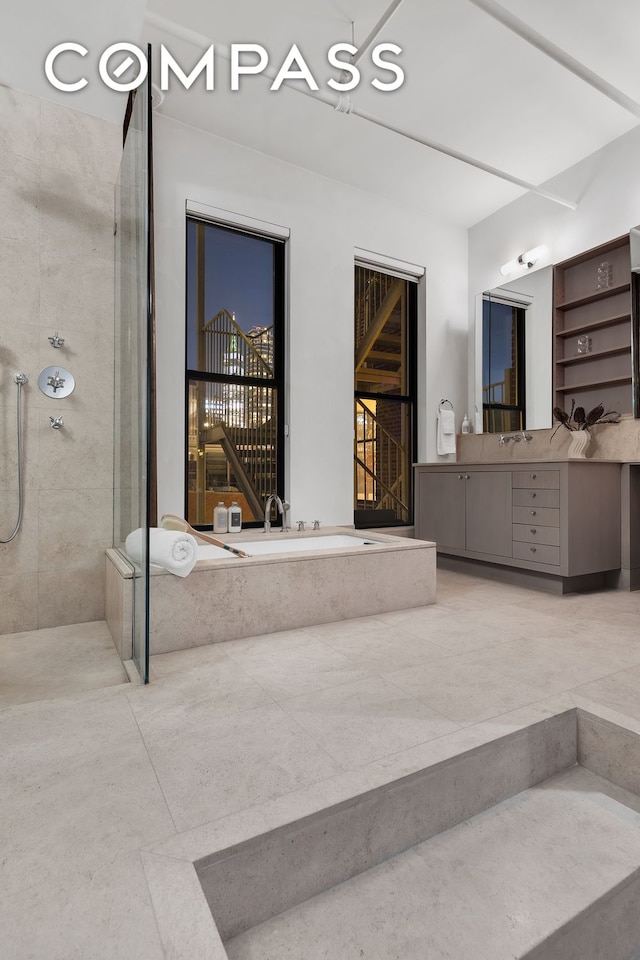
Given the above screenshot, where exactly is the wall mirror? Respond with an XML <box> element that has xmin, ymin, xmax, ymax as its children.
<box><xmin>472</xmin><ymin>264</ymin><xmax>553</xmax><ymax>433</ymax></box>
<box><xmin>630</xmin><ymin>223</ymin><xmax>640</xmax><ymax>418</ymax></box>
<box><xmin>473</xmin><ymin>223</ymin><xmax>640</xmax><ymax>433</ymax></box>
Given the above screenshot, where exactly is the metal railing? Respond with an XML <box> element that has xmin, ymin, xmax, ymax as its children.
<box><xmin>354</xmin><ymin>268</ymin><xmax>398</xmax><ymax>353</ymax></box>
<box><xmin>354</xmin><ymin>398</ymin><xmax>408</xmax><ymax>519</ymax></box>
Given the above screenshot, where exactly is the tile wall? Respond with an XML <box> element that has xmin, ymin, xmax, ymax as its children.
<box><xmin>0</xmin><ymin>86</ymin><xmax>121</xmax><ymax>632</ymax></box>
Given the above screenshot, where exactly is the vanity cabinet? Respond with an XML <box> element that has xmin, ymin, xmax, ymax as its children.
<box><xmin>416</xmin><ymin>469</ymin><xmax>512</xmax><ymax>557</ymax></box>
<box><xmin>415</xmin><ymin>461</ymin><xmax>621</xmax><ymax>588</ymax></box>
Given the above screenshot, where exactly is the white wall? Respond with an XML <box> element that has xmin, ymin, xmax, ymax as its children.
<box><xmin>468</xmin><ymin>125</ymin><xmax>640</xmax><ymax>427</ymax></box>
<box><xmin>153</xmin><ymin>115</ymin><xmax>468</xmax><ymax>526</ymax></box>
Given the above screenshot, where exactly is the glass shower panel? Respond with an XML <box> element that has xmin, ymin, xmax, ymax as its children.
<box><xmin>114</xmin><ymin>69</ymin><xmax>152</xmax><ymax>683</ymax></box>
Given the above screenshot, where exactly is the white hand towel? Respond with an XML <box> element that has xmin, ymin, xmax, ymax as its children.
<box><xmin>437</xmin><ymin>409</ymin><xmax>457</xmax><ymax>456</ymax></box>
<box><xmin>125</xmin><ymin>528</ymin><xmax>198</xmax><ymax>578</ymax></box>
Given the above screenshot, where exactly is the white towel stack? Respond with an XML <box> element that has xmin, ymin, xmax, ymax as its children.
<box><xmin>437</xmin><ymin>408</ymin><xmax>456</xmax><ymax>456</ymax></box>
<box><xmin>125</xmin><ymin>528</ymin><xmax>198</xmax><ymax>578</ymax></box>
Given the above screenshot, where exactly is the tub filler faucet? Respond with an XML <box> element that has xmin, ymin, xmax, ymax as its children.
<box><xmin>264</xmin><ymin>494</ymin><xmax>290</xmax><ymax>533</ymax></box>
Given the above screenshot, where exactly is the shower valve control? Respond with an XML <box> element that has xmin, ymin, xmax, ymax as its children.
<box><xmin>48</xmin><ymin>332</ymin><xmax>65</xmax><ymax>349</ymax></box>
<box><xmin>38</xmin><ymin>366</ymin><xmax>75</xmax><ymax>399</ymax></box>
<box><xmin>48</xmin><ymin>372</ymin><xmax>65</xmax><ymax>392</ymax></box>
<box><xmin>49</xmin><ymin>416</ymin><xmax>64</xmax><ymax>430</ymax></box>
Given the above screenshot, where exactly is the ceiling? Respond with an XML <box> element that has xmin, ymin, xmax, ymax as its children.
<box><xmin>4</xmin><ymin>0</ymin><xmax>640</xmax><ymax>226</ymax></box>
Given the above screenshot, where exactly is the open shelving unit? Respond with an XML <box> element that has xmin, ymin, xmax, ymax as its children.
<box><xmin>553</xmin><ymin>235</ymin><xmax>632</xmax><ymax>415</ymax></box>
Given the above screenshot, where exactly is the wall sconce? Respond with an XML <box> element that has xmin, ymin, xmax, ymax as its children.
<box><xmin>500</xmin><ymin>245</ymin><xmax>547</xmax><ymax>277</ymax></box>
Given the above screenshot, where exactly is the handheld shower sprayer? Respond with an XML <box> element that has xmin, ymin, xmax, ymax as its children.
<box><xmin>1</xmin><ymin>373</ymin><xmax>28</xmax><ymax>544</ymax></box>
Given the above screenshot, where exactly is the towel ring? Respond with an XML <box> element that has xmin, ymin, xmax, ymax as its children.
<box><xmin>439</xmin><ymin>399</ymin><xmax>453</xmax><ymax>410</ymax></box>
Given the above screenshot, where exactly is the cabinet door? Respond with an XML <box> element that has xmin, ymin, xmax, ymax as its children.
<box><xmin>465</xmin><ymin>471</ymin><xmax>512</xmax><ymax>558</ymax></box>
<box><xmin>416</xmin><ymin>471</ymin><xmax>465</xmax><ymax>549</ymax></box>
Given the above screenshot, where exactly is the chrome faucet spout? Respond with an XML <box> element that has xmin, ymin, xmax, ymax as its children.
<box><xmin>498</xmin><ymin>431</ymin><xmax>532</xmax><ymax>446</ymax></box>
<box><xmin>264</xmin><ymin>494</ymin><xmax>284</xmax><ymax>533</ymax></box>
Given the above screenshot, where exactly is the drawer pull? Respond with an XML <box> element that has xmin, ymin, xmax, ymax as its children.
<box><xmin>530</xmin><ymin>547</ymin><xmax>537</xmax><ymax>553</ymax></box>
<box><xmin>530</xmin><ymin>528</ymin><xmax>537</xmax><ymax>534</ymax></box>
<box><xmin>458</xmin><ymin>474</ymin><xmax>463</xmax><ymax>479</ymax></box>
<box><xmin>530</xmin><ymin>510</ymin><xmax>536</xmax><ymax>516</ymax></box>
<box><xmin>530</xmin><ymin>492</ymin><xmax>536</xmax><ymax>499</ymax></box>
<box><xmin>531</xmin><ymin>473</ymin><xmax>537</xmax><ymax>479</ymax></box>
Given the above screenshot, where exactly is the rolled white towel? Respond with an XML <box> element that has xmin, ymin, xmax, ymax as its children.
<box><xmin>125</xmin><ymin>528</ymin><xmax>198</xmax><ymax>578</ymax></box>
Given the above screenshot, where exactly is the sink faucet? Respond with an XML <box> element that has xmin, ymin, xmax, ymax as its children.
<box><xmin>264</xmin><ymin>494</ymin><xmax>287</xmax><ymax>533</ymax></box>
<box><xmin>499</xmin><ymin>431</ymin><xmax>532</xmax><ymax>445</ymax></box>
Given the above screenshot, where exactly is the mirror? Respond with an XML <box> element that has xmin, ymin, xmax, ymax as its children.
<box><xmin>630</xmin><ymin>223</ymin><xmax>640</xmax><ymax>418</ymax></box>
<box><xmin>473</xmin><ymin>224</ymin><xmax>640</xmax><ymax>431</ymax></box>
<box><xmin>473</xmin><ymin>264</ymin><xmax>553</xmax><ymax>432</ymax></box>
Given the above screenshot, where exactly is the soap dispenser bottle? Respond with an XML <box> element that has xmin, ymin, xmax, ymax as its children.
<box><xmin>461</xmin><ymin>413</ymin><xmax>470</xmax><ymax>434</ymax></box>
<box><xmin>213</xmin><ymin>502</ymin><xmax>228</xmax><ymax>534</ymax></box>
<box><xmin>228</xmin><ymin>501</ymin><xmax>242</xmax><ymax>533</ymax></box>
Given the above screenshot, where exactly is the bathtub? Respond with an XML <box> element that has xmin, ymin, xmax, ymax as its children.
<box><xmin>106</xmin><ymin>527</ymin><xmax>436</xmax><ymax>658</ymax></box>
<box><xmin>198</xmin><ymin>534</ymin><xmax>384</xmax><ymax>559</ymax></box>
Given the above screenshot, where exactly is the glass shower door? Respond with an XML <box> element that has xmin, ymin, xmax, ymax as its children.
<box><xmin>113</xmin><ymin>57</ymin><xmax>153</xmax><ymax>682</ymax></box>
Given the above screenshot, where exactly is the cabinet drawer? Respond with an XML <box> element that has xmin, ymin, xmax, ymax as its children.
<box><xmin>512</xmin><ymin>470</ymin><xmax>560</xmax><ymax>490</ymax></box>
<box><xmin>512</xmin><ymin>488</ymin><xmax>560</xmax><ymax>509</ymax></box>
<box><xmin>512</xmin><ymin>505</ymin><xmax>560</xmax><ymax>527</ymax></box>
<box><xmin>513</xmin><ymin>541</ymin><xmax>560</xmax><ymax>566</ymax></box>
<box><xmin>512</xmin><ymin>523</ymin><xmax>560</xmax><ymax>546</ymax></box>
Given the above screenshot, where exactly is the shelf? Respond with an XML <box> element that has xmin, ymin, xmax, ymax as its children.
<box><xmin>555</xmin><ymin>282</ymin><xmax>630</xmax><ymax>311</ymax></box>
<box><xmin>555</xmin><ymin>375</ymin><xmax>632</xmax><ymax>394</ymax></box>
<box><xmin>556</xmin><ymin>346</ymin><xmax>631</xmax><ymax>367</ymax></box>
<box><xmin>555</xmin><ymin>313</ymin><xmax>630</xmax><ymax>338</ymax></box>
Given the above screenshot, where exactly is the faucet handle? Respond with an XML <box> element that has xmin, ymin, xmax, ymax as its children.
<box><xmin>313</xmin><ymin>520</ymin><xmax>320</xmax><ymax>530</ymax></box>
<box><xmin>297</xmin><ymin>520</ymin><xmax>306</xmax><ymax>532</ymax></box>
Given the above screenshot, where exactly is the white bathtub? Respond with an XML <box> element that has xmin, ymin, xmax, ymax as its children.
<box><xmin>105</xmin><ymin>527</ymin><xmax>436</xmax><ymax>656</ymax></box>
<box><xmin>198</xmin><ymin>534</ymin><xmax>384</xmax><ymax>559</ymax></box>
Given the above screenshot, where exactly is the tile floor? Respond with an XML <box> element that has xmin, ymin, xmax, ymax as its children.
<box><xmin>1</xmin><ymin>567</ymin><xmax>639</xmax><ymax>958</ymax></box>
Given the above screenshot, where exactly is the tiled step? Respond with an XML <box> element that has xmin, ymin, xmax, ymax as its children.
<box><xmin>225</xmin><ymin>765</ymin><xmax>640</xmax><ymax>960</ymax></box>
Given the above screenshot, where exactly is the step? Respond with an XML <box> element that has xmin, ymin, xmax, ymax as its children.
<box><xmin>225</xmin><ymin>764</ymin><xmax>640</xmax><ymax>960</ymax></box>
<box><xmin>143</xmin><ymin>702</ymin><xmax>640</xmax><ymax>960</ymax></box>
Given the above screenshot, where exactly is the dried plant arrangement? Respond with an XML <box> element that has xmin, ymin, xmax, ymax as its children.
<box><xmin>551</xmin><ymin>399</ymin><xmax>620</xmax><ymax>440</ymax></box>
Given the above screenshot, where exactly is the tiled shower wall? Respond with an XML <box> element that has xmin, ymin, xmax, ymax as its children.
<box><xmin>0</xmin><ymin>86</ymin><xmax>121</xmax><ymax>633</ymax></box>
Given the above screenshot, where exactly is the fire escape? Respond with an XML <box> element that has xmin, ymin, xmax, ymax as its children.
<box><xmin>354</xmin><ymin>269</ymin><xmax>410</xmax><ymax>523</ymax></box>
<box><xmin>192</xmin><ymin>309</ymin><xmax>276</xmax><ymax>521</ymax></box>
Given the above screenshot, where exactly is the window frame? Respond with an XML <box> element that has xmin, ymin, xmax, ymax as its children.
<box><xmin>184</xmin><ymin>216</ymin><xmax>286</xmax><ymax>529</ymax></box>
<box><xmin>354</xmin><ymin>269</ymin><xmax>418</xmax><ymax>527</ymax></box>
<box><xmin>482</xmin><ymin>294</ymin><xmax>526</xmax><ymax>433</ymax></box>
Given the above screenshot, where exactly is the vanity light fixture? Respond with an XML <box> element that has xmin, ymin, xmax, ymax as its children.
<box><xmin>500</xmin><ymin>245</ymin><xmax>547</xmax><ymax>277</ymax></box>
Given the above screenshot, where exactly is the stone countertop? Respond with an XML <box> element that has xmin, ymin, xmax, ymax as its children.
<box><xmin>453</xmin><ymin>418</ymin><xmax>640</xmax><ymax>464</ymax></box>
<box><xmin>414</xmin><ymin>458</ymin><xmax>629</xmax><ymax>466</ymax></box>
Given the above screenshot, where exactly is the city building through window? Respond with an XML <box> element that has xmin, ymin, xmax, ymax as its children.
<box><xmin>185</xmin><ymin>218</ymin><xmax>285</xmax><ymax>527</ymax></box>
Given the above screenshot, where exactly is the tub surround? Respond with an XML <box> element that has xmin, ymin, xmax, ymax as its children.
<box><xmin>106</xmin><ymin>527</ymin><xmax>436</xmax><ymax>656</ymax></box>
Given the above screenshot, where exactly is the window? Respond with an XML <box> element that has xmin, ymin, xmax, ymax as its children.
<box><xmin>482</xmin><ymin>295</ymin><xmax>525</xmax><ymax>433</ymax></box>
<box><xmin>185</xmin><ymin>218</ymin><xmax>285</xmax><ymax>527</ymax></box>
<box><xmin>354</xmin><ymin>265</ymin><xmax>417</xmax><ymax>526</ymax></box>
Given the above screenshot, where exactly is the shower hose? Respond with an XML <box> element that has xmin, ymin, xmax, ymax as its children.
<box><xmin>1</xmin><ymin>373</ymin><xmax>28</xmax><ymax>544</ymax></box>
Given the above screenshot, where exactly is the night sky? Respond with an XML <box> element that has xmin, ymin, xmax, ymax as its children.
<box><xmin>186</xmin><ymin>220</ymin><xmax>274</xmax><ymax>369</ymax></box>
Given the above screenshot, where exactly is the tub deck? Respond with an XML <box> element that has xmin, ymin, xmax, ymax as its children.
<box><xmin>106</xmin><ymin>527</ymin><xmax>436</xmax><ymax>657</ymax></box>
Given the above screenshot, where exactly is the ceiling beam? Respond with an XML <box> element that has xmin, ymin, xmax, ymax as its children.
<box><xmin>351</xmin><ymin>0</ymin><xmax>408</xmax><ymax>66</ymax></box>
<box><xmin>468</xmin><ymin>0</ymin><xmax>640</xmax><ymax>120</ymax></box>
<box><xmin>351</xmin><ymin>105</ymin><xmax>578</xmax><ymax>210</ymax></box>
<box><xmin>144</xmin><ymin>10</ymin><xmax>578</xmax><ymax>210</ymax></box>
